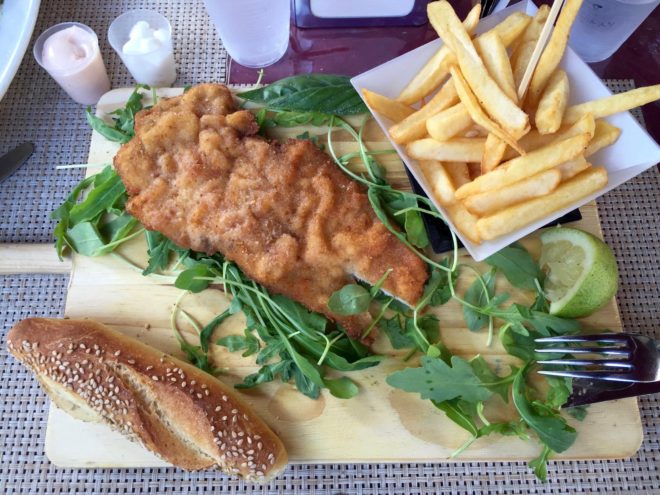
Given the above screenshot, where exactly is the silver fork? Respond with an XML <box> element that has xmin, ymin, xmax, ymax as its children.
<box><xmin>534</xmin><ymin>333</ymin><xmax>660</xmax><ymax>383</ymax></box>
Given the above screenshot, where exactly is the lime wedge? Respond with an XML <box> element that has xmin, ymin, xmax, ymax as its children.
<box><xmin>539</xmin><ymin>227</ymin><xmax>619</xmax><ymax>318</ymax></box>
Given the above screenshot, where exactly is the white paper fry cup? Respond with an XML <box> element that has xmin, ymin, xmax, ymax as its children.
<box><xmin>351</xmin><ymin>0</ymin><xmax>660</xmax><ymax>261</ymax></box>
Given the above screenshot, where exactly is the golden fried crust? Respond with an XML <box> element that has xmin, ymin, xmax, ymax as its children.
<box><xmin>114</xmin><ymin>83</ymin><xmax>428</xmax><ymax>339</ymax></box>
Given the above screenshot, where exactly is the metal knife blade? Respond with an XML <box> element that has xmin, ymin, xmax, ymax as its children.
<box><xmin>0</xmin><ymin>142</ymin><xmax>34</xmax><ymax>184</ymax></box>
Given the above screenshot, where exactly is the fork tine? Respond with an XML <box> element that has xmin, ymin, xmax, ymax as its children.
<box><xmin>537</xmin><ymin>359</ymin><xmax>634</xmax><ymax>368</ymax></box>
<box><xmin>534</xmin><ymin>346</ymin><xmax>630</xmax><ymax>356</ymax></box>
<box><xmin>538</xmin><ymin>369</ymin><xmax>638</xmax><ymax>382</ymax></box>
<box><xmin>534</xmin><ymin>334</ymin><xmax>627</xmax><ymax>344</ymax></box>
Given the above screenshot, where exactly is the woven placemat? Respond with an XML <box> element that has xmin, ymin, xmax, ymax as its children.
<box><xmin>0</xmin><ymin>0</ymin><xmax>658</xmax><ymax>491</ymax></box>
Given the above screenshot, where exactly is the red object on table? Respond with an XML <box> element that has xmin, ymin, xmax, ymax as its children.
<box><xmin>228</xmin><ymin>0</ymin><xmax>659</xmax><ymax>143</ymax></box>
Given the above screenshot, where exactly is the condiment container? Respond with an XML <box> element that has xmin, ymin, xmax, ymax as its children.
<box><xmin>108</xmin><ymin>10</ymin><xmax>176</xmax><ymax>87</ymax></box>
<box><xmin>33</xmin><ymin>22</ymin><xmax>111</xmax><ymax>105</ymax></box>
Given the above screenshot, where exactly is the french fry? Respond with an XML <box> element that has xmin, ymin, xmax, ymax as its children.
<box><xmin>426</xmin><ymin>103</ymin><xmax>473</xmax><ymax>141</ymax></box>
<box><xmin>450</xmin><ymin>66</ymin><xmax>525</xmax><ymax>154</ymax></box>
<box><xmin>396</xmin><ymin>8</ymin><xmax>530</xmax><ymax>105</ymax></box>
<box><xmin>488</xmin><ymin>11</ymin><xmax>532</xmax><ymax>47</ymax></box>
<box><xmin>463</xmin><ymin>168</ymin><xmax>561</xmax><ymax>216</ymax></box>
<box><xmin>428</xmin><ymin>1</ymin><xmax>530</xmax><ymax>137</ymax></box>
<box><xmin>512</xmin><ymin>41</ymin><xmax>537</xmax><ymax>94</ymax></box>
<box><xmin>476</xmin><ymin>167</ymin><xmax>608</xmax><ymax>241</ymax></box>
<box><xmin>510</xmin><ymin>5</ymin><xmax>550</xmax><ymax>54</ymax></box>
<box><xmin>525</xmin><ymin>0</ymin><xmax>583</xmax><ymax>110</ymax></box>
<box><xmin>556</xmin><ymin>156</ymin><xmax>590</xmax><ymax>181</ymax></box>
<box><xmin>446</xmin><ymin>202</ymin><xmax>482</xmax><ymax>244</ymax></box>
<box><xmin>396</xmin><ymin>4</ymin><xmax>481</xmax><ymax>105</ymax></box>
<box><xmin>455</xmin><ymin>133</ymin><xmax>591</xmax><ymax>199</ymax></box>
<box><xmin>475</xmin><ymin>32</ymin><xmax>517</xmax><ymax>102</ymax></box>
<box><xmin>444</xmin><ymin>161</ymin><xmax>471</xmax><ymax>187</ymax></box>
<box><xmin>419</xmin><ymin>160</ymin><xmax>455</xmax><ymax>205</ymax></box>
<box><xmin>511</xmin><ymin>6</ymin><xmax>550</xmax><ymax>90</ymax></box>
<box><xmin>563</xmin><ymin>84</ymin><xmax>660</xmax><ymax>124</ymax></box>
<box><xmin>503</xmin><ymin>113</ymin><xmax>596</xmax><ymax>160</ymax></box>
<box><xmin>389</xmin><ymin>80</ymin><xmax>459</xmax><ymax>144</ymax></box>
<box><xmin>481</xmin><ymin>134</ymin><xmax>508</xmax><ymax>174</ymax></box>
<box><xmin>362</xmin><ymin>89</ymin><xmax>415</xmax><ymax>122</ymax></box>
<box><xmin>407</xmin><ymin>137</ymin><xmax>485</xmax><ymax>163</ymax></box>
<box><xmin>535</xmin><ymin>69</ymin><xmax>569</xmax><ymax>134</ymax></box>
<box><xmin>416</xmin><ymin>160</ymin><xmax>481</xmax><ymax>243</ymax></box>
<box><xmin>585</xmin><ymin>120</ymin><xmax>621</xmax><ymax>156</ymax></box>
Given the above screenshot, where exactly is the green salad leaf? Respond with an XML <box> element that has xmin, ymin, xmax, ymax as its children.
<box><xmin>238</xmin><ymin>75</ymin><xmax>367</xmax><ymax>115</ymax></box>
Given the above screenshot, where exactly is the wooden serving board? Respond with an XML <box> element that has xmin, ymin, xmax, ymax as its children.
<box><xmin>46</xmin><ymin>88</ymin><xmax>642</xmax><ymax>467</ymax></box>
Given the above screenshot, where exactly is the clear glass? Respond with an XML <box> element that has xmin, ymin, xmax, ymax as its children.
<box><xmin>569</xmin><ymin>0</ymin><xmax>659</xmax><ymax>63</ymax></box>
<box><xmin>203</xmin><ymin>0</ymin><xmax>291</xmax><ymax>68</ymax></box>
<box><xmin>33</xmin><ymin>22</ymin><xmax>110</xmax><ymax>105</ymax></box>
<box><xmin>108</xmin><ymin>10</ymin><xmax>176</xmax><ymax>87</ymax></box>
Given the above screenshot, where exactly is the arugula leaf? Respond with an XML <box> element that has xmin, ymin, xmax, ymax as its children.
<box><xmin>566</xmin><ymin>405</ymin><xmax>588</xmax><ymax>421</ymax></box>
<box><xmin>327</xmin><ymin>284</ymin><xmax>371</xmax><ymax>315</ymax></box>
<box><xmin>199</xmin><ymin>309</ymin><xmax>232</xmax><ymax>353</ymax></box>
<box><xmin>512</xmin><ymin>367</ymin><xmax>577</xmax><ymax>453</ymax></box>
<box><xmin>529</xmin><ymin>445</ymin><xmax>553</xmax><ymax>482</ymax></box>
<box><xmin>238</xmin><ymin>74</ymin><xmax>368</xmax><ymax>115</ymax></box>
<box><xmin>386</xmin><ymin>355</ymin><xmax>493</xmax><ymax>403</ymax></box>
<box><xmin>463</xmin><ymin>269</ymin><xmax>496</xmax><ymax>331</ymax></box>
<box><xmin>143</xmin><ymin>231</ymin><xmax>180</xmax><ymax>275</ymax></box>
<box><xmin>433</xmin><ymin>399</ymin><xmax>479</xmax><ymax>436</ymax></box>
<box><xmin>382</xmin><ymin>315</ymin><xmax>414</xmax><ymax>349</ymax></box>
<box><xmin>485</xmin><ymin>243</ymin><xmax>543</xmax><ymax>290</ymax></box>
<box><xmin>469</xmin><ymin>355</ymin><xmax>515</xmax><ymax>402</ymax></box>
<box><xmin>272</xmin><ymin>111</ymin><xmax>332</xmax><ymax>127</ymax></box>
<box><xmin>272</xmin><ymin>294</ymin><xmax>327</xmax><ymax>337</ymax></box>
<box><xmin>324</xmin><ymin>377</ymin><xmax>359</xmax><ymax>399</ymax></box>
<box><xmin>174</xmin><ymin>264</ymin><xmax>215</xmax><ymax>293</ymax></box>
<box><xmin>404</xmin><ymin>210</ymin><xmax>429</xmax><ymax>248</ymax></box>
<box><xmin>68</xmin><ymin>170</ymin><xmax>126</xmax><ymax>225</ymax></box>
<box><xmin>84</xmin><ymin>84</ymin><xmax>149</xmax><ymax>143</ymax></box>
<box><xmin>217</xmin><ymin>328</ymin><xmax>260</xmax><ymax>357</ymax></box>
<box><xmin>66</xmin><ymin>222</ymin><xmax>106</xmax><ymax>256</ymax></box>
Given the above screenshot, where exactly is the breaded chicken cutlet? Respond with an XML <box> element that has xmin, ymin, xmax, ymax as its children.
<box><xmin>114</xmin><ymin>83</ymin><xmax>428</xmax><ymax>339</ymax></box>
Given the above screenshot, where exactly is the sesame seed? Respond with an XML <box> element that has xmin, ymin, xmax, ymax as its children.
<box><xmin>181</xmin><ymin>381</ymin><xmax>187</xmax><ymax>387</ymax></box>
<box><xmin>222</xmin><ymin>416</ymin><xmax>227</xmax><ymax>421</ymax></box>
<box><xmin>231</xmin><ymin>408</ymin><xmax>238</xmax><ymax>414</ymax></box>
<box><xmin>222</xmin><ymin>395</ymin><xmax>228</xmax><ymax>402</ymax></box>
<box><xmin>146</xmin><ymin>365</ymin><xmax>153</xmax><ymax>371</ymax></box>
<box><xmin>258</xmin><ymin>442</ymin><xmax>263</xmax><ymax>451</ymax></box>
<box><xmin>127</xmin><ymin>359</ymin><xmax>135</xmax><ymax>365</ymax></box>
<box><xmin>191</xmin><ymin>380</ymin><xmax>196</xmax><ymax>385</ymax></box>
<box><xmin>79</xmin><ymin>343</ymin><xmax>86</xmax><ymax>349</ymax></box>
<box><xmin>114</xmin><ymin>350</ymin><xmax>121</xmax><ymax>357</ymax></box>
<box><xmin>204</xmin><ymin>389</ymin><xmax>209</xmax><ymax>396</ymax></box>
<box><xmin>215</xmin><ymin>406</ymin><xmax>222</xmax><ymax>412</ymax></box>
<box><xmin>152</xmin><ymin>376</ymin><xmax>159</xmax><ymax>381</ymax></box>
<box><xmin>196</xmin><ymin>393</ymin><xmax>203</xmax><ymax>399</ymax></box>
<box><xmin>247</xmin><ymin>437</ymin><xmax>252</xmax><ymax>445</ymax></box>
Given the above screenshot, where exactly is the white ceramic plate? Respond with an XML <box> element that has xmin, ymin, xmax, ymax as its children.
<box><xmin>0</xmin><ymin>0</ymin><xmax>41</xmax><ymax>103</ymax></box>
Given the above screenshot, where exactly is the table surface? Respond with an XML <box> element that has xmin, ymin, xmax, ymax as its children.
<box><xmin>0</xmin><ymin>0</ymin><xmax>658</xmax><ymax>493</ymax></box>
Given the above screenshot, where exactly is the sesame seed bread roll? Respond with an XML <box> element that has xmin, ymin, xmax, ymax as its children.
<box><xmin>6</xmin><ymin>318</ymin><xmax>288</xmax><ymax>481</ymax></box>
